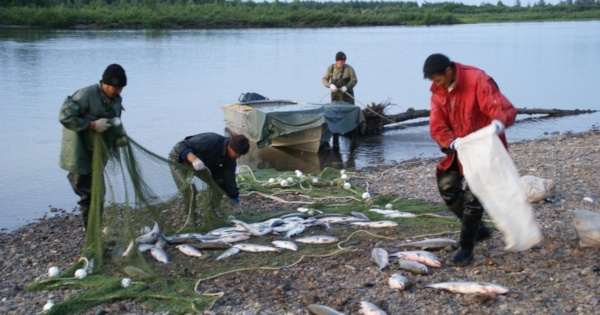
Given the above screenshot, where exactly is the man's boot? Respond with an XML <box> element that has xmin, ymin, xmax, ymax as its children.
<box><xmin>449</xmin><ymin>204</ymin><xmax>482</xmax><ymax>267</ymax></box>
<box><xmin>476</xmin><ymin>222</ymin><xmax>492</xmax><ymax>242</ymax></box>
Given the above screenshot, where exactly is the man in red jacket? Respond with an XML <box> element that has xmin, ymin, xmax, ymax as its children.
<box><xmin>424</xmin><ymin>53</ymin><xmax>518</xmax><ymax>266</ymax></box>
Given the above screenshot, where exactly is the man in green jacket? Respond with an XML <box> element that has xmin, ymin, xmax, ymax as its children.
<box><xmin>322</xmin><ymin>51</ymin><xmax>358</xmax><ymax>104</ymax></box>
<box><xmin>59</xmin><ymin>64</ymin><xmax>128</xmax><ymax>228</ymax></box>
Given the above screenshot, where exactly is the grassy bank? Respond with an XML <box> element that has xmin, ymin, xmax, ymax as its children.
<box><xmin>1</xmin><ymin>1</ymin><xmax>599</xmax><ymax>29</ymax></box>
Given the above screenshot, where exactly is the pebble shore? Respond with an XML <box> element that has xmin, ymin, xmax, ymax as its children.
<box><xmin>1</xmin><ymin>130</ymin><xmax>599</xmax><ymax>314</ymax></box>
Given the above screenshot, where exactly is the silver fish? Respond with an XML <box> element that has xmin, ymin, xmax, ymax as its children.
<box><xmin>176</xmin><ymin>244</ymin><xmax>203</xmax><ymax>257</ymax></box>
<box><xmin>318</xmin><ymin>216</ymin><xmax>368</xmax><ymax>224</ymax></box>
<box><xmin>295</xmin><ymin>235</ymin><xmax>339</xmax><ymax>244</ymax></box>
<box><xmin>137</xmin><ymin>222</ymin><xmax>160</xmax><ymax>244</ymax></box>
<box><xmin>150</xmin><ymin>247</ymin><xmax>170</xmax><ymax>264</ymax></box>
<box><xmin>215</xmin><ymin>247</ymin><xmax>240</xmax><ymax>261</ymax></box>
<box><xmin>154</xmin><ymin>233</ymin><xmax>169</xmax><ymax>249</ymax></box>
<box><xmin>273</xmin><ymin>221</ymin><xmax>299</xmax><ymax>233</ymax></box>
<box><xmin>230</xmin><ymin>219</ymin><xmax>273</xmax><ymax>236</ymax></box>
<box><xmin>425</xmin><ymin>281</ymin><xmax>509</xmax><ymax>294</ymax></box>
<box><xmin>368</xmin><ymin>209</ymin><xmax>400</xmax><ymax>215</ymax></box>
<box><xmin>351</xmin><ymin>220</ymin><xmax>398</xmax><ymax>228</ymax></box>
<box><xmin>389</xmin><ymin>250</ymin><xmax>442</xmax><ymax>268</ymax></box>
<box><xmin>138</xmin><ymin>243</ymin><xmax>154</xmax><ymax>253</ymax></box>
<box><xmin>396</xmin><ymin>259</ymin><xmax>428</xmax><ymax>275</ymax></box>
<box><xmin>164</xmin><ymin>232</ymin><xmax>218</xmax><ymax>244</ymax></box>
<box><xmin>388</xmin><ymin>273</ymin><xmax>411</xmax><ymax>291</ymax></box>
<box><xmin>284</xmin><ymin>223</ymin><xmax>306</xmax><ymax>239</ymax></box>
<box><xmin>233</xmin><ymin>243</ymin><xmax>283</xmax><ymax>253</ymax></box>
<box><xmin>371</xmin><ymin>248</ymin><xmax>389</xmax><ymax>270</ymax></box>
<box><xmin>396</xmin><ymin>238</ymin><xmax>458</xmax><ymax>250</ymax></box>
<box><xmin>359</xmin><ymin>301</ymin><xmax>387</xmax><ymax>315</ymax></box>
<box><xmin>121</xmin><ymin>240</ymin><xmax>137</xmax><ymax>258</ymax></box>
<box><xmin>383</xmin><ymin>211</ymin><xmax>417</xmax><ymax>219</ymax></box>
<box><xmin>213</xmin><ymin>233</ymin><xmax>251</xmax><ymax>244</ymax></box>
<box><xmin>351</xmin><ymin>211</ymin><xmax>371</xmax><ymax>221</ymax></box>
<box><xmin>272</xmin><ymin>240</ymin><xmax>298</xmax><ymax>251</ymax></box>
<box><xmin>306</xmin><ymin>304</ymin><xmax>346</xmax><ymax>315</ymax></box>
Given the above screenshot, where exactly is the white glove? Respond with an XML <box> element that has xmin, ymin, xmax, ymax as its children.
<box><xmin>340</xmin><ymin>86</ymin><xmax>348</xmax><ymax>93</ymax></box>
<box><xmin>491</xmin><ymin>119</ymin><xmax>505</xmax><ymax>135</ymax></box>
<box><xmin>108</xmin><ymin>117</ymin><xmax>122</xmax><ymax>127</ymax></box>
<box><xmin>192</xmin><ymin>158</ymin><xmax>205</xmax><ymax>171</ymax></box>
<box><xmin>329</xmin><ymin>84</ymin><xmax>338</xmax><ymax>92</ymax></box>
<box><xmin>92</xmin><ymin>118</ymin><xmax>112</xmax><ymax>133</ymax></box>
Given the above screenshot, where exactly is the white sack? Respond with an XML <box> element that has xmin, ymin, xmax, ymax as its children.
<box><xmin>520</xmin><ymin>175</ymin><xmax>556</xmax><ymax>203</ymax></box>
<box><xmin>455</xmin><ymin>124</ymin><xmax>542</xmax><ymax>251</ymax></box>
<box><xmin>573</xmin><ymin>209</ymin><xmax>600</xmax><ymax>248</ymax></box>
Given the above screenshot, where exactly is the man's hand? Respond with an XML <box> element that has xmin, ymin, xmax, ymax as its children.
<box><xmin>329</xmin><ymin>84</ymin><xmax>338</xmax><ymax>92</ymax></box>
<box><xmin>92</xmin><ymin>118</ymin><xmax>112</xmax><ymax>133</ymax></box>
<box><xmin>491</xmin><ymin>119</ymin><xmax>505</xmax><ymax>135</ymax></box>
<box><xmin>340</xmin><ymin>86</ymin><xmax>348</xmax><ymax>93</ymax></box>
<box><xmin>192</xmin><ymin>158</ymin><xmax>205</xmax><ymax>171</ymax></box>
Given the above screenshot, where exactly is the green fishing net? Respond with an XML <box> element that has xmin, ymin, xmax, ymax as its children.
<box><xmin>27</xmin><ymin>133</ymin><xmax>449</xmax><ymax>314</ymax></box>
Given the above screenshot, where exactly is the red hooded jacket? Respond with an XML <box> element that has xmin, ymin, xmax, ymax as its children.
<box><xmin>429</xmin><ymin>62</ymin><xmax>517</xmax><ymax>175</ymax></box>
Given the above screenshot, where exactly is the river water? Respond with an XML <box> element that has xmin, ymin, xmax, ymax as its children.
<box><xmin>1</xmin><ymin>21</ymin><xmax>599</xmax><ymax>231</ymax></box>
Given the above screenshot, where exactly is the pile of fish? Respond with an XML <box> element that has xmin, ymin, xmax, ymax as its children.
<box><xmin>125</xmin><ymin>210</ymin><xmax>509</xmax><ymax>315</ymax></box>
<box><xmin>126</xmin><ymin>209</ymin><xmax>403</xmax><ymax>264</ymax></box>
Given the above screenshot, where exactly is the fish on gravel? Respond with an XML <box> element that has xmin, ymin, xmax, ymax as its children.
<box><xmin>154</xmin><ymin>233</ymin><xmax>169</xmax><ymax>249</ymax></box>
<box><xmin>284</xmin><ymin>223</ymin><xmax>306</xmax><ymax>239</ymax></box>
<box><xmin>273</xmin><ymin>221</ymin><xmax>300</xmax><ymax>233</ymax></box>
<box><xmin>175</xmin><ymin>244</ymin><xmax>203</xmax><ymax>257</ymax></box>
<box><xmin>388</xmin><ymin>273</ymin><xmax>411</xmax><ymax>291</ymax></box>
<box><xmin>295</xmin><ymin>235</ymin><xmax>339</xmax><ymax>244</ymax></box>
<box><xmin>150</xmin><ymin>247</ymin><xmax>170</xmax><ymax>264</ymax></box>
<box><xmin>138</xmin><ymin>243</ymin><xmax>154</xmax><ymax>253</ymax></box>
<box><xmin>371</xmin><ymin>248</ymin><xmax>389</xmax><ymax>270</ymax></box>
<box><xmin>272</xmin><ymin>240</ymin><xmax>298</xmax><ymax>251</ymax></box>
<box><xmin>137</xmin><ymin>222</ymin><xmax>160</xmax><ymax>244</ymax></box>
<box><xmin>317</xmin><ymin>216</ymin><xmax>368</xmax><ymax>224</ymax></box>
<box><xmin>383</xmin><ymin>211</ymin><xmax>417</xmax><ymax>219</ymax></box>
<box><xmin>212</xmin><ymin>233</ymin><xmax>251</xmax><ymax>244</ymax></box>
<box><xmin>351</xmin><ymin>212</ymin><xmax>371</xmax><ymax>221</ymax></box>
<box><xmin>306</xmin><ymin>303</ymin><xmax>345</xmax><ymax>315</ymax></box>
<box><xmin>425</xmin><ymin>281</ymin><xmax>509</xmax><ymax>294</ymax></box>
<box><xmin>396</xmin><ymin>238</ymin><xmax>458</xmax><ymax>250</ymax></box>
<box><xmin>350</xmin><ymin>220</ymin><xmax>398</xmax><ymax>228</ymax></box>
<box><xmin>389</xmin><ymin>250</ymin><xmax>442</xmax><ymax>268</ymax></box>
<box><xmin>230</xmin><ymin>219</ymin><xmax>273</xmax><ymax>236</ymax></box>
<box><xmin>164</xmin><ymin>232</ymin><xmax>218</xmax><ymax>244</ymax></box>
<box><xmin>395</xmin><ymin>259</ymin><xmax>428</xmax><ymax>275</ymax></box>
<box><xmin>121</xmin><ymin>240</ymin><xmax>137</xmax><ymax>257</ymax></box>
<box><xmin>368</xmin><ymin>209</ymin><xmax>401</xmax><ymax>215</ymax></box>
<box><xmin>233</xmin><ymin>243</ymin><xmax>283</xmax><ymax>253</ymax></box>
<box><xmin>359</xmin><ymin>301</ymin><xmax>387</xmax><ymax>315</ymax></box>
<box><xmin>215</xmin><ymin>247</ymin><xmax>240</xmax><ymax>261</ymax></box>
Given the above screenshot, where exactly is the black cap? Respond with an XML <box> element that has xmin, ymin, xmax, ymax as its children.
<box><xmin>423</xmin><ymin>54</ymin><xmax>451</xmax><ymax>78</ymax></box>
<box><xmin>229</xmin><ymin>134</ymin><xmax>250</xmax><ymax>155</ymax></box>
<box><xmin>335</xmin><ymin>51</ymin><xmax>346</xmax><ymax>61</ymax></box>
<box><xmin>102</xmin><ymin>64</ymin><xmax>127</xmax><ymax>87</ymax></box>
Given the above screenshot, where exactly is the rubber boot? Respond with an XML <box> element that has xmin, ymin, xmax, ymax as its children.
<box><xmin>449</xmin><ymin>202</ymin><xmax>483</xmax><ymax>267</ymax></box>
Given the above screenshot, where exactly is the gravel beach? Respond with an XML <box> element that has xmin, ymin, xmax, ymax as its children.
<box><xmin>1</xmin><ymin>130</ymin><xmax>599</xmax><ymax>314</ymax></box>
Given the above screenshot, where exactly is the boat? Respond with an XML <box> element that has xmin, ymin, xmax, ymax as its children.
<box><xmin>222</xmin><ymin>93</ymin><xmax>366</xmax><ymax>153</ymax></box>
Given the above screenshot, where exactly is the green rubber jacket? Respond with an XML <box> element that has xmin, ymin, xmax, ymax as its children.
<box><xmin>59</xmin><ymin>82</ymin><xmax>126</xmax><ymax>175</ymax></box>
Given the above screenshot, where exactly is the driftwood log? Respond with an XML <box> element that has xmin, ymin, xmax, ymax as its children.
<box><xmin>377</xmin><ymin>108</ymin><xmax>597</xmax><ymax>132</ymax></box>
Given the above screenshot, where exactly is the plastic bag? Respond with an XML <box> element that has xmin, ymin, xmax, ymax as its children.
<box><xmin>455</xmin><ymin>124</ymin><xmax>542</xmax><ymax>251</ymax></box>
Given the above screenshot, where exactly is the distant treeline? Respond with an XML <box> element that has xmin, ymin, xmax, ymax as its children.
<box><xmin>1</xmin><ymin>0</ymin><xmax>599</xmax><ymax>29</ymax></box>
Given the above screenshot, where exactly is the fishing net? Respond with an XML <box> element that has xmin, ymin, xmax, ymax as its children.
<box><xmin>27</xmin><ymin>133</ymin><xmax>449</xmax><ymax>314</ymax></box>
<box><xmin>27</xmin><ymin>133</ymin><xmax>234</xmax><ymax>313</ymax></box>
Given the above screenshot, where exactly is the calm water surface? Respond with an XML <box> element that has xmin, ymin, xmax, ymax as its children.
<box><xmin>1</xmin><ymin>21</ymin><xmax>599</xmax><ymax>231</ymax></box>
